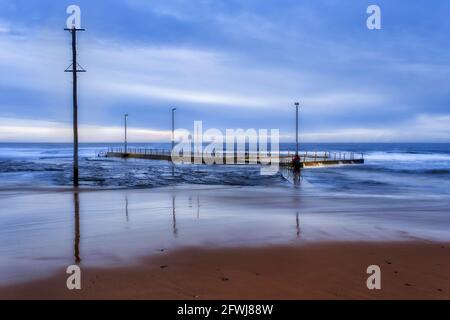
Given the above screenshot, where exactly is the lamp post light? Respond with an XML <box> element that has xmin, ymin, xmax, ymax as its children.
<box><xmin>124</xmin><ymin>114</ymin><xmax>129</xmax><ymax>154</ymax></box>
<box><xmin>294</xmin><ymin>102</ymin><xmax>300</xmax><ymax>156</ymax></box>
<box><xmin>171</xmin><ymin>108</ymin><xmax>177</xmax><ymax>151</ymax></box>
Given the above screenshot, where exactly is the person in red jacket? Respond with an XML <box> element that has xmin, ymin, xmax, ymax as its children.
<box><xmin>292</xmin><ymin>154</ymin><xmax>301</xmax><ymax>171</ymax></box>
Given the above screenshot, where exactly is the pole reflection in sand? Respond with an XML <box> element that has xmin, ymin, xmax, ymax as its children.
<box><xmin>73</xmin><ymin>192</ymin><xmax>81</xmax><ymax>264</ymax></box>
<box><xmin>296</xmin><ymin>211</ymin><xmax>301</xmax><ymax>239</ymax></box>
<box><xmin>172</xmin><ymin>195</ymin><xmax>178</xmax><ymax>237</ymax></box>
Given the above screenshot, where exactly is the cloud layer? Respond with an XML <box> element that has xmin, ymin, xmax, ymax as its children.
<box><xmin>0</xmin><ymin>0</ymin><xmax>449</xmax><ymax>142</ymax></box>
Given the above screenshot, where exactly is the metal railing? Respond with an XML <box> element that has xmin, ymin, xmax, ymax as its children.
<box><xmin>107</xmin><ymin>147</ymin><xmax>172</xmax><ymax>156</ymax></box>
<box><xmin>284</xmin><ymin>151</ymin><xmax>364</xmax><ymax>162</ymax></box>
<box><xmin>103</xmin><ymin>147</ymin><xmax>364</xmax><ymax>163</ymax></box>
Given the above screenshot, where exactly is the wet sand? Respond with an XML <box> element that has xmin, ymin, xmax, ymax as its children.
<box><xmin>1</xmin><ymin>242</ymin><xmax>449</xmax><ymax>300</ymax></box>
<box><xmin>1</xmin><ymin>184</ymin><xmax>450</xmax><ymax>299</ymax></box>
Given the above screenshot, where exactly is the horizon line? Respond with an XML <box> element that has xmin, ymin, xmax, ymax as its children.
<box><xmin>0</xmin><ymin>141</ymin><xmax>449</xmax><ymax>144</ymax></box>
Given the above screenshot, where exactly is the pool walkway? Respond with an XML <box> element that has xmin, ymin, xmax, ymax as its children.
<box><xmin>101</xmin><ymin>148</ymin><xmax>364</xmax><ymax>168</ymax></box>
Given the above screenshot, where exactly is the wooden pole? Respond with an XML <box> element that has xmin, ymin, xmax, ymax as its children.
<box><xmin>295</xmin><ymin>102</ymin><xmax>299</xmax><ymax>156</ymax></box>
<box><xmin>65</xmin><ymin>27</ymin><xmax>85</xmax><ymax>187</ymax></box>
<box><xmin>172</xmin><ymin>108</ymin><xmax>176</xmax><ymax>152</ymax></box>
<box><xmin>124</xmin><ymin>114</ymin><xmax>128</xmax><ymax>153</ymax></box>
<box><xmin>71</xmin><ymin>30</ymin><xmax>79</xmax><ymax>186</ymax></box>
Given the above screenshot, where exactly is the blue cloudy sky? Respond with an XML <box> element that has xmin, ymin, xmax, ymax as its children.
<box><xmin>0</xmin><ymin>0</ymin><xmax>449</xmax><ymax>142</ymax></box>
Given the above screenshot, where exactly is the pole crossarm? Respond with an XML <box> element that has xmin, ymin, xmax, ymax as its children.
<box><xmin>64</xmin><ymin>28</ymin><xmax>86</xmax><ymax>31</ymax></box>
<box><xmin>64</xmin><ymin>64</ymin><xmax>87</xmax><ymax>73</ymax></box>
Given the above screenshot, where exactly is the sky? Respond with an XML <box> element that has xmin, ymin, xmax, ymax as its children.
<box><xmin>0</xmin><ymin>0</ymin><xmax>449</xmax><ymax>142</ymax></box>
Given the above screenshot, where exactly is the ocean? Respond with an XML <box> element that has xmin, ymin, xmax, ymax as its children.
<box><xmin>0</xmin><ymin>142</ymin><xmax>449</xmax><ymax>197</ymax></box>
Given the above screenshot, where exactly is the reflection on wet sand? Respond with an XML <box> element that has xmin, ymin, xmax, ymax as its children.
<box><xmin>73</xmin><ymin>192</ymin><xmax>81</xmax><ymax>264</ymax></box>
<box><xmin>185</xmin><ymin>195</ymin><xmax>201</xmax><ymax>219</ymax></box>
<box><xmin>281</xmin><ymin>167</ymin><xmax>302</xmax><ymax>187</ymax></box>
<box><xmin>197</xmin><ymin>196</ymin><xmax>200</xmax><ymax>220</ymax></box>
<box><xmin>293</xmin><ymin>169</ymin><xmax>301</xmax><ymax>186</ymax></box>
<box><xmin>125</xmin><ymin>195</ymin><xmax>129</xmax><ymax>222</ymax></box>
<box><xmin>172</xmin><ymin>195</ymin><xmax>178</xmax><ymax>237</ymax></box>
<box><xmin>2</xmin><ymin>184</ymin><xmax>450</xmax><ymax>286</ymax></box>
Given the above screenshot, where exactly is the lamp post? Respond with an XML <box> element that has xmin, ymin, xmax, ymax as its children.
<box><xmin>171</xmin><ymin>108</ymin><xmax>176</xmax><ymax>151</ymax></box>
<box><xmin>124</xmin><ymin>114</ymin><xmax>129</xmax><ymax>154</ymax></box>
<box><xmin>294</xmin><ymin>102</ymin><xmax>300</xmax><ymax>156</ymax></box>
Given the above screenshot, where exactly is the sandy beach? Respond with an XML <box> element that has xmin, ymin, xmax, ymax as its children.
<box><xmin>1</xmin><ymin>182</ymin><xmax>450</xmax><ymax>300</ymax></box>
<box><xmin>1</xmin><ymin>242</ymin><xmax>449</xmax><ymax>299</ymax></box>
